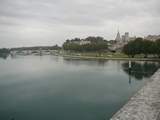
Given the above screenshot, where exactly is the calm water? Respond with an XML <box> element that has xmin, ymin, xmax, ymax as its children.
<box><xmin>0</xmin><ymin>55</ymin><xmax>159</xmax><ymax>120</ymax></box>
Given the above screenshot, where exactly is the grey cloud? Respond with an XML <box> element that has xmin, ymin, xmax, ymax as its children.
<box><xmin>0</xmin><ymin>0</ymin><xmax>159</xmax><ymax>47</ymax></box>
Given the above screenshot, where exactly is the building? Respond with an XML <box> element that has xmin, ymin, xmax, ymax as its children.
<box><xmin>144</xmin><ymin>35</ymin><xmax>160</xmax><ymax>41</ymax></box>
<box><xmin>69</xmin><ymin>39</ymin><xmax>91</xmax><ymax>45</ymax></box>
<box><xmin>124</xmin><ymin>32</ymin><xmax>129</xmax><ymax>42</ymax></box>
<box><xmin>80</xmin><ymin>40</ymin><xmax>91</xmax><ymax>45</ymax></box>
<box><xmin>122</xmin><ymin>35</ymin><xmax>125</xmax><ymax>42</ymax></box>
<box><xmin>129</xmin><ymin>36</ymin><xmax>136</xmax><ymax>41</ymax></box>
<box><xmin>113</xmin><ymin>30</ymin><xmax>134</xmax><ymax>51</ymax></box>
<box><xmin>121</xmin><ymin>32</ymin><xmax>130</xmax><ymax>42</ymax></box>
<box><xmin>115</xmin><ymin>31</ymin><xmax>131</xmax><ymax>43</ymax></box>
<box><xmin>115</xmin><ymin>31</ymin><xmax>122</xmax><ymax>43</ymax></box>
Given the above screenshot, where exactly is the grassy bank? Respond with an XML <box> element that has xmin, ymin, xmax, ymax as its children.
<box><xmin>60</xmin><ymin>51</ymin><xmax>160</xmax><ymax>61</ymax></box>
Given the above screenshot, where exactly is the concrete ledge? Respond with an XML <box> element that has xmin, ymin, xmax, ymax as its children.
<box><xmin>111</xmin><ymin>69</ymin><xmax>160</xmax><ymax>120</ymax></box>
<box><xmin>62</xmin><ymin>55</ymin><xmax>160</xmax><ymax>61</ymax></box>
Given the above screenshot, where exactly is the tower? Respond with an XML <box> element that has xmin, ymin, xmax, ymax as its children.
<box><xmin>115</xmin><ymin>30</ymin><xmax>121</xmax><ymax>42</ymax></box>
<box><xmin>124</xmin><ymin>32</ymin><xmax>129</xmax><ymax>42</ymax></box>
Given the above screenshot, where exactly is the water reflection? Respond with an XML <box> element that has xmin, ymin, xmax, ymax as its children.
<box><xmin>0</xmin><ymin>53</ymin><xmax>9</xmax><ymax>59</ymax></box>
<box><xmin>0</xmin><ymin>56</ymin><xmax>159</xmax><ymax>120</ymax></box>
<box><xmin>122</xmin><ymin>61</ymin><xmax>160</xmax><ymax>80</ymax></box>
<box><xmin>63</xmin><ymin>58</ymin><xmax>108</xmax><ymax>66</ymax></box>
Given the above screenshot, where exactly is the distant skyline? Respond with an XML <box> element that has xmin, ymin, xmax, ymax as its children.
<box><xmin>0</xmin><ymin>0</ymin><xmax>160</xmax><ymax>48</ymax></box>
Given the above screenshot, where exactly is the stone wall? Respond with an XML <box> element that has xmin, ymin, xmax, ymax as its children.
<box><xmin>111</xmin><ymin>69</ymin><xmax>160</xmax><ymax>120</ymax></box>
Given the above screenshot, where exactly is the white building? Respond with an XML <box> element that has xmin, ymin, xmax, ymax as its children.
<box><xmin>80</xmin><ymin>40</ymin><xmax>91</xmax><ymax>45</ymax></box>
<box><xmin>113</xmin><ymin>30</ymin><xmax>133</xmax><ymax>51</ymax></box>
<box><xmin>70</xmin><ymin>39</ymin><xmax>91</xmax><ymax>45</ymax></box>
<box><xmin>130</xmin><ymin>36</ymin><xmax>136</xmax><ymax>41</ymax></box>
<box><xmin>124</xmin><ymin>32</ymin><xmax>129</xmax><ymax>42</ymax></box>
<box><xmin>71</xmin><ymin>40</ymin><xmax>81</xmax><ymax>44</ymax></box>
<box><xmin>121</xmin><ymin>32</ymin><xmax>130</xmax><ymax>42</ymax></box>
<box><xmin>144</xmin><ymin>35</ymin><xmax>160</xmax><ymax>41</ymax></box>
<box><xmin>115</xmin><ymin>31</ymin><xmax>131</xmax><ymax>43</ymax></box>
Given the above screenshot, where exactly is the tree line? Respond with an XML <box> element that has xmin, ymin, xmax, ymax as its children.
<box><xmin>0</xmin><ymin>48</ymin><xmax>10</xmax><ymax>59</ymax></box>
<box><xmin>123</xmin><ymin>38</ymin><xmax>160</xmax><ymax>58</ymax></box>
<box><xmin>0</xmin><ymin>48</ymin><xmax>10</xmax><ymax>54</ymax></box>
<box><xmin>63</xmin><ymin>36</ymin><xmax>108</xmax><ymax>52</ymax></box>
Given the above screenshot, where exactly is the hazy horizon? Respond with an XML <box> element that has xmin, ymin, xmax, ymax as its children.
<box><xmin>0</xmin><ymin>0</ymin><xmax>160</xmax><ymax>48</ymax></box>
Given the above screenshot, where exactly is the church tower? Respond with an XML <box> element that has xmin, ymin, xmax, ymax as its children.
<box><xmin>115</xmin><ymin>30</ymin><xmax>121</xmax><ymax>42</ymax></box>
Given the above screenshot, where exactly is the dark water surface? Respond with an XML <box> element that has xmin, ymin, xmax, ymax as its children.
<box><xmin>0</xmin><ymin>55</ymin><xmax>159</xmax><ymax>120</ymax></box>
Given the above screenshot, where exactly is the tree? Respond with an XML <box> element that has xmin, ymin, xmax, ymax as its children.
<box><xmin>63</xmin><ymin>36</ymin><xmax>108</xmax><ymax>53</ymax></box>
<box><xmin>141</xmin><ymin>40</ymin><xmax>154</xmax><ymax>58</ymax></box>
<box><xmin>123</xmin><ymin>43</ymin><xmax>135</xmax><ymax>58</ymax></box>
<box><xmin>122</xmin><ymin>38</ymin><xmax>143</xmax><ymax>58</ymax></box>
<box><xmin>132</xmin><ymin>38</ymin><xmax>143</xmax><ymax>55</ymax></box>
<box><xmin>155</xmin><ymin>39</ymin><xmax>160</xmax><ymax>58</ymax></box>
<box><xmin>0</xmin><ymin>48</ymin><xmax>10</xmax><ymax>59</ymax></box>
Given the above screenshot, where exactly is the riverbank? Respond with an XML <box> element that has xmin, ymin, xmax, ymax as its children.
<box><xmin>9</xmin><ymin>49</ymin><xmax>160</xmax><ymax>61</ymax></box>
<box><xmin>62</xmin><ymin>55</ymin><xmax>160</xmax><ymax>61</ymax></box>
<box><xmin>110</xmin><ymin>69</ymin><xmax>160</xmax><ymax>120</ymax></box>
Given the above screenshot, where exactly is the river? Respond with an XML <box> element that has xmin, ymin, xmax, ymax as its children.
<box><xmin>0</xmin><ymin>55</ymin><xmax>159</xmax><ymax>120</ymax></box>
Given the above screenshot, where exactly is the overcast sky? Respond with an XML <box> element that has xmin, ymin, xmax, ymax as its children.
<box><xmin>0</xmin><ymin>0</ymin><xmax>160</xmax><ymax>47</ymax></box>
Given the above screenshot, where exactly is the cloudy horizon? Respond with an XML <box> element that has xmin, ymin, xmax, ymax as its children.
<box><xmin>0</xmin><ymin>0</ymin><xmax>160</xmax><ymax>48</ymax></box>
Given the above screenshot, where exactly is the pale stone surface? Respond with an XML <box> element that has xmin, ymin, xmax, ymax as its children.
<box><xmin>111</xmin><ymin>69</ymin><xmax>160</xmax><ymax>120</ymax></box>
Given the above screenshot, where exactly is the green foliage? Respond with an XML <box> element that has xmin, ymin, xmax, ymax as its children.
<box><xmin>141</xmin><ymin>40</ymin><xmax>154</xmax><ymax>57</ymax></box>
<box><xmin>0</xmin><ymin>48</ymin><xmax>10</xmax><ymax>59</ymax></box>
<box><xmin>0</xmin><ymin>48</ymin><xmax>10</xmax><ymax>54</ymax></box>
<box><xmin>63</xmin><ymin>36</ymin><xmax>108</xmax><ymax>52</ymax></box>
<box><xmin>155</xmin><ymin>39</ymin><xmax>160</xmax><ymax>58</ymax></box>
<box><xmin>123</xmin><ymin>38</ymin><xmax>160</xmax><ymax>58</ymax></box>
<box><xmin>123</xmin><ymin>38</ymin><xmax>143</xmax><ymax>58</ymax></box>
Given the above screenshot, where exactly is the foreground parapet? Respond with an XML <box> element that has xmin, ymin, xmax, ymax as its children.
<box><xmin>111</xmin><ymin>69</ymin><xmax>160</xmax><ymax>120</ymax></box>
